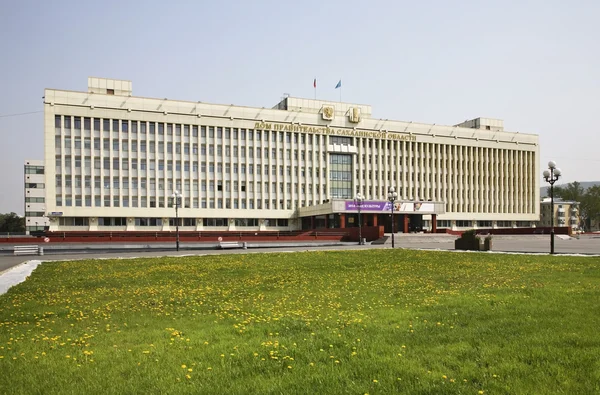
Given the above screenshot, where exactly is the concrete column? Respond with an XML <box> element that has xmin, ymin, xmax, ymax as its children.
<box><xmin>340</xmin><ymin>214</ymin><xmax>346</xmax><ymax>228</ymax></box>
<box><xmin>403</xmin><ymin>214</ymin><xmax>409</xmax><ymax>233</ymax></box>
<box><xmin>431</xmin><ymin>214</ymin><xmax>437</xmax><ymax>233</ymax></box>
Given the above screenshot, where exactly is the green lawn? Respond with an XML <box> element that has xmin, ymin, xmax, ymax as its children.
<box><xmin>1</xmin><ymin>250</ymin><xmax>599</xmax><ymax>394</ymax></box>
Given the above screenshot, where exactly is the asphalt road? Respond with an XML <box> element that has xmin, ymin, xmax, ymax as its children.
<box><xmin>2</xmin><ymin>234</ymin><xmax>600</xmax><ymax>275</ymax></box>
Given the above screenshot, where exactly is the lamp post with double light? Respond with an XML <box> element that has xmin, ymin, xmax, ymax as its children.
<box><xmin>388</xmin><ymin>187</ymin><xmax>398</xmax><ymax>248</ymax></box>
<box><xmin>355</xmin><ymin>192</ymin><xmax>364</xmax><ymax>245</ymax></box>
<box><xmin>543</xmin><ymin>161</ymin><xmax>561</xmax><ymax>254</ymax></box>
<box><xmin>171</xmin><ymin>190</ymin><xmax>182</xmax><ymax>251</ymax></box>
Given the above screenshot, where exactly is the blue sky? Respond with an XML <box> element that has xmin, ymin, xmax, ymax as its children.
<box><xmin>1</xmin><ymin>0</ymin><xmax>599</xmax><ymax>214</ymax></box>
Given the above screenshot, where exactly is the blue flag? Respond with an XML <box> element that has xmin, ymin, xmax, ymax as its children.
<box><xmin>335</xmin><ymin>80</ymin><xmax>342</xmax><ymax>89</ymax></box>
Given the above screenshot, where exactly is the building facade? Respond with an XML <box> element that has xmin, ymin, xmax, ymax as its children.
<box><xmin>42</xmin><ymin>77</ymin><xmax>540</xmax><ymax>232</ymax></box>
<box><xmin>24</xmin><ymin>160</ymin><xmax>49</xmax><ymax>233</ymax></box>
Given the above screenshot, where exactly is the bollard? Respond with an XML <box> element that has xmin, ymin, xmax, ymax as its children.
<box><xmin>39</xmin><ymin>247</ymin><xmax>44</xmax><ymax>256</ymax></box>
<box><xmin>243</xmin><ymin>242</ymin><xmax>248</xmax><ymax>250</ymax></box>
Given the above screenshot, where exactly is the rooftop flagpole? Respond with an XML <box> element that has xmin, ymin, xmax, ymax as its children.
<box><xmin>314</xmin><ymin>78</ymin><xmax>317</xmax><ymax>100</ymax></box>
<box><xmin>335</xmin><ymin>79</ymin><xmax>342</xmax><ymax>102</ymax></box>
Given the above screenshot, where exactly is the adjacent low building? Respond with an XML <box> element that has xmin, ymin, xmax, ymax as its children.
<box><xmin>538</xmin><ymin>198</ymin><xmax>580</xmax><ymax>231</ymax></box>
<box><xmin>24</xmin><ymin>160</ymin><xmax>49</xmax><ymax>233</ymax></box>
<box><xmin>41</xmin><ymin>77</ymin><xmax>541</xmax><ymax>233</ymax></box>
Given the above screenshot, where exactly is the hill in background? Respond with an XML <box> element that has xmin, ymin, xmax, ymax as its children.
<box><xmin>540</xmin><ymin>181</ymin><xmax>600</xmax><ymax>198</ymax></box>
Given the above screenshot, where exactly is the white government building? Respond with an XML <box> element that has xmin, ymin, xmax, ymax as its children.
<box><xmin>40</xmin><ymin>77</ymin><xmax>540</xmax><ymax>233</ymax></box>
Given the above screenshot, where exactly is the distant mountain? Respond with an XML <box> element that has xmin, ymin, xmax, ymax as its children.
<box><xmin>540</xmin><ymin>181</ymin><xmax>600</xmax><ymax>198</ymax></box>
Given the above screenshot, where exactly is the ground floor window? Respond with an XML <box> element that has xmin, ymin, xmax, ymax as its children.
<box><xmin>58</xmin><ymin>217</ymin><xmax>89</xmax><ymax>226</ymax></box>
<box><xmin>203</xmin><ymin>218</ymin><xmax>228</xmax><ymax>227</ymax></box>
<box><xmin>98</xmin><ymin>217</ymin><xmax>126</xmax><ymax>226</ymax></box>
<box><xmin>234</xmin><ymin>218</ymin><xmax>259</xmax><ymax>227</ymax></box>
<box><xmin>135</xmin><ymin>218</ymin><xmax>163</xmax><ymax>226</ymax></box>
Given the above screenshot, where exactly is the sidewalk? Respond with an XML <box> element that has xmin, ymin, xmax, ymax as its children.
<box><xmin>0</xmin><ymin>260</ymin><xmax>42</xmax><ymax>295</ymax></box>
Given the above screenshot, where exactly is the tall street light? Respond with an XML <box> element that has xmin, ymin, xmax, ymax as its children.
<box><xmin>171</xmin><ymin>190</ymin><xmax>182</xmax><ymax>251</ymax></box>
<box><xmin>543</xmin><ymin>161</ymin><xmax>561</xmax><ymax>254</ymax></box>
<box><xmin>388</xmin><ymin>186</ymin><xmax>398</xmax><ymax>248</ymax></box>
<box><xmin>355</xmin><ymin>192</ymin><xmax>364</xmax><ymax>245</ymax></box>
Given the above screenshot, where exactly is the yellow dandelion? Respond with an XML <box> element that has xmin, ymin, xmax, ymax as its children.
<box><xmin>373</xmin><ymin>379</ymin><xmax>378</xmax><ymax>383</ymax></box>
<box><xmin>181</xmin><ymin>364</ymin><xmax>187</xmax><ymax>369</ymax></box>
<box><xmin>287</xmin><ymin>365</ymin><xmax>292</xmax><ymax>369</ymax></box>
<box><xmin>185</xmin><ymin>374</ymin><xmax>191</xmax><ymax>379</ymax></box>
<box><xmin>442</xmin><ymin>375</ymin><xmax>447</xmax><ymax>379</ymax></box>
<box><xmin>479</xmin><ymin>391</ymin><xmax>484</xmax><ymax>394</ymax></box>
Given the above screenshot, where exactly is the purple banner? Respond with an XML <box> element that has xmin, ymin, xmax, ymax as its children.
<box><xmin>345</xmin><ymin>201</ymin><xmax>392</xmax><ymax>211</ymax></box>
<box><xmin>345</xmin><ymin>200</ymin><xmax>437</xmax><ymax>213</ymax></box>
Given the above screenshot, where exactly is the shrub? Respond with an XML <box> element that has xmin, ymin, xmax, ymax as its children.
<box><xmin>455</xmin><ymin>229</ymin><xmax>482</xmax><ymax>251</ymax></box>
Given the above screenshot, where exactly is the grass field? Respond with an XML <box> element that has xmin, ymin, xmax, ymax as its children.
<box><xmin>1</xmin><ymin>250</ymin><xmax>599</xmax><ymax>394</ymax></box>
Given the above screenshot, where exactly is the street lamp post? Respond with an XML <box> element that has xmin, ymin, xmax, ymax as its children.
<box><xmin>543</xmin><ymin>161</ymin><xmax>561</xmax><ymax>254</ymax></box>
<box><xmin>355</xmin><ymin>193</ymin><xmax>364</xmax><ymax>245</ymax></box>
<box><xmin>171</xmin><ymin>190</ymin><xmax>182</xmax><ymax>251</ymax></box>
<box><xmin>388</xmin><ymin>187</ymin><xmax>398</xmax><ymax>248</ymax></box>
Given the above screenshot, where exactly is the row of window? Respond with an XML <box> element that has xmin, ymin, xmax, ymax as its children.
<box><xmin>56</xmin><ymin>176</ymin><xmax>328</xmax><ymax>193</ymax></box>
<box><xmin>57</xmin><ymin>138</ymin><xmax>327</xmax><ymax>159</ymax></box>
<box><xmin>25</xmin><ymin>211</ymin><xmax>46</xmax><ymax>217</ymax></box>
<box><xmin>57</xmin><ymin>217</ymin><xmax>289</xmax><ymax>227</ymax></box>
<box><xmin>25</xmin><ymin>165</ymin><xmax>45</xmax><ymax>174</ymax></box>
<box><xmin>437</xmin><ymin>220</ymin><xmax>534</xmax><ymax>228</ymax></box>
<box><xmin>55</xmin><ymin>195</ymin><xmax>301</xmax><ymax>210</ymax></box>
<box><xmin>55</xmin><ymin>116</ymin><xmax>327</xmax><ymax>145</ymax></box>
<box><xmin>56</xmin><ymin>156</ymin><xmax>326</xmax><ymax>176</ymax></box>
<box><xmin>26</xmin><ymin>183</ymin><xmax>45</xmax><ymax>189</ymax></box>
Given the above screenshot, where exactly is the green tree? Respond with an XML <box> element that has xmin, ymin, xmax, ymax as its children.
<box><xmin>553</xmin><ymin>181</ymin><xmax>585</xmax><ymax>202</ymax></box>
<box><xmin>0</xmin><ymin>212</ymin><xmax>26</xmax><ymax>233</ymax></box>
<box><xmin>581</xmin><ymin>185</ymin><xmax>600</xmax><ymax>231</ymax></box>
